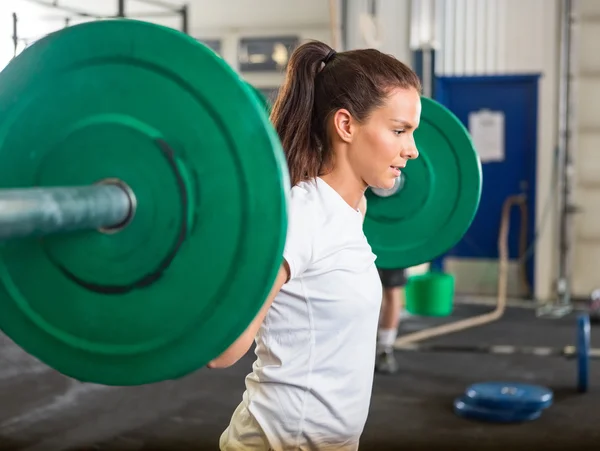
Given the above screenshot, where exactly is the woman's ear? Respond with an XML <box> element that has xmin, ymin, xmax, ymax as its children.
<box><xmin>332</xmin><ymin>108</ymin><xmax>355</xmax><ymax>144</ymax></box>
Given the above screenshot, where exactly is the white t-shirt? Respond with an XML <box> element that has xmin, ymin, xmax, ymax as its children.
<box><xmin>220</xmin><ymin>177</ymin><xmax>383</xmax><ymax>451</ymax></box>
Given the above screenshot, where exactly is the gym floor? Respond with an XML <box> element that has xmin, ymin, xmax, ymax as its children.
<box><xmin>1</xmin><ymin>303</ymin><xmax>599</xmax><ymax>451</ymax></box>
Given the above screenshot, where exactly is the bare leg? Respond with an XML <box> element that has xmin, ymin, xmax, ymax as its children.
<box><xmin>375</xmin><ymin>268</ymin><xmax>407</xmax><ymax>374</ymax></box>
<box><xmin>380</xmin><ymin>286</ymin><xmax>403</xmax><ymax>330</ymax></box>
<box><xmin>377</xmin><ymin>287</ymin><xmax>404</xmax><ymax>352</ymax></box>
<box><xmin>376</xmin><ymin>285</ymin><xmax>406</xmax><ymax>374</ymax></box>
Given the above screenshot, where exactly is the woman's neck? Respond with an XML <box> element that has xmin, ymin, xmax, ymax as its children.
<box><xmin>319</xmin><ymin>169</ymin><xmax>366</xmax><ymax>211</ymax></box>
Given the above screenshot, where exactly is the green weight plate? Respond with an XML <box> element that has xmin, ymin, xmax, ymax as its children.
<box><xmin>0</xmin><ymin>19</ymin><xmax>289</xmax><ymax>385</ymax></box>
<box><xmin>247</xmin><ymin>83</ymin><xmax>271</xmax><ymax>113</ymax></box>
<box><xmin>364</xmin><ymin>96</ymin><xmax>482</xmax><ymax>269</ymax></box>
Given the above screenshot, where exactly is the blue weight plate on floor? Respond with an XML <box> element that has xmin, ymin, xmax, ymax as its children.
<box><xmin>464</xmin><ymin>382</ymin><xmax>553</xmax><ymax>411</ymax></box>
<box><xmin>454</xmin><ymin>396</ymin><xmax>542</xmax><ymax>423</ymax></box>
<box><xmin>577</xmin><ymin>314</ymin><xmax>590</xmax><ymax>393</ymax></box>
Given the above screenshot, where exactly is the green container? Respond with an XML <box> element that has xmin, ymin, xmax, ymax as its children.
<box><xmin>405</xmin><ymin>271</ymin><xmax>455</xmax><ymax>316</ymax></box>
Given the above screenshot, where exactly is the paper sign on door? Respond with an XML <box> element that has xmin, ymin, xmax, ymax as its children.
<box><xmin>468</xmin><ymin>109</ymin><xmax>505</xmax><ymax>163</ymax></box>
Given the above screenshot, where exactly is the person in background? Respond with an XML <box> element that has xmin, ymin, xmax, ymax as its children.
<box><xmin>375</xmin><ymin>268</ymin><xmax>407</xmax><ymax>373</ymax></box>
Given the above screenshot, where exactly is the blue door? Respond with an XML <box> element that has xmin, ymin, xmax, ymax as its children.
<box><xmin>433</xmin><ymin>75</ymin><xmax>540</xmax><ymax>290</ymax></box>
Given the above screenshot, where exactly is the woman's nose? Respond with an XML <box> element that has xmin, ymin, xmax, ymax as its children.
<box><xmin>401</xmin><ymin>145</ymin><xmax>419</xmax><ymax>160</ymax></box>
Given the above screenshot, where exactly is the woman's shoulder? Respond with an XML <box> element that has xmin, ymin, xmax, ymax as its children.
<box><xmin>288</xmin><ymin>179</ymin><xmax>322</xmax><ymax>215</ymax></box>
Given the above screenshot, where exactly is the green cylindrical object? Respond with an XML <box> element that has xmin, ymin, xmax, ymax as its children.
<box><xmin>405</xmin><ymin>271</ymin><xmax>455</xmax><ymax>317</ymax></box>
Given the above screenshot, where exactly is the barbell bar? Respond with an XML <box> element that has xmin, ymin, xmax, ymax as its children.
<box><xmin>0</xmin><ymin>183</ymin><xmax>135</xmax><ymax>240</ymax></box>
<box><xmin>395</xmin><ymin>314</ymin><xmax>593</xmax><ymax>393</ymax></box>
<box><xmin>395</xmin><ymin>343</ymin><xmax>599</xmax><ymax>360</ymax></box>
<box><xmin>0</xmin><ymin>19</ymin><xmax>482</xmax><ymax>386</ymax></box>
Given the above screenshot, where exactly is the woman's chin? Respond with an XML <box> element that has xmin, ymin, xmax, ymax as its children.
<box><xmin>371</xmin><ymin>179</ymin><xmax>396</xmax><ymax>191</ymax></box>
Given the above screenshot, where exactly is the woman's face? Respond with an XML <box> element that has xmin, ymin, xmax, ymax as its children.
<box><xmin>348</xmin><ymin>87</ymin><xmax>421</xmax><ymax>190</ymax></box>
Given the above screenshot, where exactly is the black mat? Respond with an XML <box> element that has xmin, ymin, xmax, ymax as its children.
<box><xmin>1</xmin><ymin>304</ymin><xmax>599</xmax><ymax>450</ymax></box>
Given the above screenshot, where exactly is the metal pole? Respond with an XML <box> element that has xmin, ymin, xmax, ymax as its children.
<box><xmin>181</xmin><ymin>4</ymin><xmax>189</xmax><ymax>34</ymax></box>
<box><xmin>340</xmin><ymin>0</ymin><xmax>349</xmax><ymax>51</ymax></box>
<box><xmin>539</xmin><ymin>0</ymin><xmax>576</xmax><ymax>318</ymax></box>
<box><xmin>396</xmin><ymin>342</ymin><xmax>600</xmax><ymax>359</ymax></box>
<box><xmin>122</xmin><ymin>11</ymin><xmax>182</xmax><ymax>18</ymax></box>
<box><xmin>135</xmin><ymin>0</ymin><xmax>180</xmax><ymax>12</ymax></box>
<box><xmin>557</xmin><ymin>0</ymin><xmax>576</xmax><ymax>307</ymax></box>
<box><xmin>0</xmin><ymin>185</ymin><xmax>134</xmax><ymax>240</ymax></box>
<box><xmin>421</xmin><ymin>46</ymin><xmax>433</xmax><ymax>98</ymax></box>
<box><xmin>24</xmin><ymin>0</ymin><xmax>102</xmax><ymax>18</ymax></box>
<box><xmin>12</xmin><ymin>13</ymin><xmax>18</xmax><ymax>58</ymax></box>
<box><xmin>117</xmin><ymin>0</ymin><xmax>125</xmax><ymax>17</ymax></box>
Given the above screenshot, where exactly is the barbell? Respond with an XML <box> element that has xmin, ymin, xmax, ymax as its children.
<box><xmin>0</xmin><ymin>19</ymin><xmax>482</xmax><ymax>386</ymax></box>
<box><xmin>396</xmin><ymin>314</ymin><xmax>593</xmax><ymax>393</ymax></box>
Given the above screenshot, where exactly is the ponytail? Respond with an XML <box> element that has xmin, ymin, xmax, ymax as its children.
<box><xmin>270</xmin><ymin>41</ymin><xmax>334</xmax><ymax>187</ymax></box>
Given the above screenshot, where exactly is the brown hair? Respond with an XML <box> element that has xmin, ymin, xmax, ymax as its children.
<box><xmin>270</xmin><ymin>40</ymin><xmax>422</xmax><ymax>187</ymax></box>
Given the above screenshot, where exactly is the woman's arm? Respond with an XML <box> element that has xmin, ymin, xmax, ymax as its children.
<box><xmin>207</xmin><ymin>261</ymin><xmax>290</xmax><ymax>368</ymax></box>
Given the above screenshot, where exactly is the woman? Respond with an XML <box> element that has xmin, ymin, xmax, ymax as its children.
<box><xmin>209</xmin><ymin>40</ymin><xmax>421</xmax><ymax>450</ymax></box>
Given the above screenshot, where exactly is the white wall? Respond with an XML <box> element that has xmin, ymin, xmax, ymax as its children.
<box><xmin>344</xmin><ymin>0</ymin><xmax>411</xmax><ymax>63</ymax></box>
<box><xmin>503</xmin><ymin>0</ymin><xmax>559</xmax><ymax>299</ymax></box>
<box><xmin>573</xmin><ymin>0</ymin><xmax>600</xmax><ymax>297</ymax></box>
<box><xmin>429</xmin><ymin>0</ymin><xmax>560</xmax><ymax>301</ymax></box>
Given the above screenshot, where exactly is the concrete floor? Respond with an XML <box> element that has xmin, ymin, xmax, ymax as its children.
<box><xmin>1</xmin><ymin>304</ymin><xmax>600</xmax><ymax>451</ymax></box>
